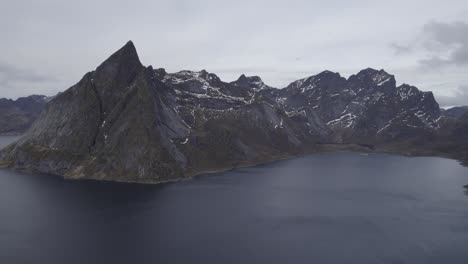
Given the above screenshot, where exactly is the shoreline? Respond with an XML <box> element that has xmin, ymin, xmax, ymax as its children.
<box><xmin>1</xmin><ymin>143</ymin><xmax>467</xmax><ymax>186</ymax></box>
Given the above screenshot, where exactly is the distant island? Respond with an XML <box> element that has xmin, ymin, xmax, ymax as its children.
<box><xmin>1</xmin><ymin>41</ymin><xmax>467</xmax><ymax>183</ymax></box>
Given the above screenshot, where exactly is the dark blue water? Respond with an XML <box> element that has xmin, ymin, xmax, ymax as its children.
<box><xmin>1</xmin><ymin>136</ymin><xmax>468</xmax><ymax>264</ymax></box>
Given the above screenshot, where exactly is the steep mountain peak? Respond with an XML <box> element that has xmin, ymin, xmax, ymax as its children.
<box><xmin>397</xmin><ymin>84</ymin><xmax>438</xmax><ymax>105</ymax></box>
<box><xmin>249</xmin><ymin>76</ymin><xmax>263</xmax><ymax>83</ymax></box>
<box><xmin>318</xmin><ymin>70</ymin><xmax>336</xmax><ymax>74</ymax></box>
<box><xmin>154</xmin><ymin>68</ymin><xmax>167</xmax><ymax>79</ymax></box>
<box><xmin>171</xmin><ymin>70</ymin><xmax>220</xmax><ymax>81</ymax></box>
<box><xmin>2</xmin><ymin>41</ymin><xmax>464</xmax><ymax>184</ymax></box>
<box><xmin>348</xmin><ymin>68</ymin><xmax>395</xmax><ymax>88</ymax></box>
<box><xmin>238</xmin><ymin>74</ymin><xmax>247</xmax><ymax>79</ymax></box>
<box><xmin>286</xmin><ymin>70</ymin><xmax>344</xmax><ymax>91</ymax></box>
<box><xmin>235</xmin><ymin>74</ymin><xmax>262</xmax><ymax>83</ymax></box>
<box><xmin>85</xmin><ymin>41</ymin><xmax>146</xmax><ymax>115</ymax></box>
<box><xmin>96</xmin><ymin>40</ymin><xmax>142</xmax><ymax>71</ymax></box>
<box><xmin>236</xmin><ymin>74</ymin><xmax>249</xmax><ymax>83</ymax></box>
<box><xmin>231</xmin><ymin>74</ymin><xmax>268</xmax><ymax>90</ymax></box>
<box><xmin>355</xmin><ymin>68</ymin><xmax>390</xmax><ymax>78</ymax></box>
<box><xmin>315</xmin><ymin>70</ymin><xmax>341</xmax><ymax>79</ymax></box>
<box><xmin>358</xmin><ymin>67</ymin><xmax>380</xmax><ymax>74</ymax></box>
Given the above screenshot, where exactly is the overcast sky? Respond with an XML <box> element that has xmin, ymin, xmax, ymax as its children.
<box><xmin>1</xmin><ymin>0</ymin><xmax>468</xmax><ymax>106</ymax></box>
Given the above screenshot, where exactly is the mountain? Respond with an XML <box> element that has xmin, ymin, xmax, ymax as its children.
<box><xmin>0</xmin><ymin>41</ymin><xmax>465</xmax><ymax>183</ymax></box>
<box><xmin>276</xmin><ymin>68</ymin><xmax>441</xmax><ymax>143</ymax></box>
<box><xmin>230</xmin><ymin>74</ymin><xmax>274</xmax><ymax>91</ymax></box>
<box><xmin>0</xmin><ymin>95</ymin><xmax>48</xmax><ymax>135</ymax></box>
<box><xmin>0</xmin><ymin>42</ymin><xmax>316</xmax><ymax>182</ymax></box>
<box><xmin>438</xmin><ymin>112</ymin><xmax>468</xmax><ymax>165</ymax></box>
<box><xmin>442</xmin><ymin>106</ymin><xmax>468</xmax><ymax>119</ymax></box>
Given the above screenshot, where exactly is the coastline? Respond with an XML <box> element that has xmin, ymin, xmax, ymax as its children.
<box><xmin>1</xmin><ymin>141</ymin><xmax>467</xmax><ymax>185</ymax></box>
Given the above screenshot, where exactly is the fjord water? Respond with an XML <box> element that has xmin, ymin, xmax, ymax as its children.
<box><xmin>0</xmin><ymin>137</ymin><xmax>467</xmax><ymax>264</ymax></box>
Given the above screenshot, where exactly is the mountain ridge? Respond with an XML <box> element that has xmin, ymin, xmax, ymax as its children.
<box><xmin>1</xmin><ymin>41</ymin><xmax>467</xmax><ymax>183</ymax></box>
<box><xmin>0</xmin><ymin>95</ymin><xmax>49</xmax><ymax>135</ymax></box>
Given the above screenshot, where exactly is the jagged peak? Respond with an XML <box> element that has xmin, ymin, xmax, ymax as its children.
<box><xmin>84</xmin><ymin>40</ymin><xmax>146</xmax><ymax>114</ymax></box>
<box><xmin>287</xmin><ymin>70</ymin><xmax>342</xmax><ymax>89</ymax></box>
<box><xmin>237</xmin><ymin>74</ymin><xmax>248</xmax><ymax>82</ymax></box>
<box><xmin>359</xmin><ymin>67</ymin><xmax>379</xmax><ymax>74</ymax></box>
<box><xmin>397</xmin><ymin>83</ymin><xmax>433</xmax><ymax>97</ymax></box>
<box><xmin>249</xmin><ymin>76</ymin><xmax>263</xmax><ymax>83</ymax></box>
<box><xmin>355</xmin><ymin>68</ymin><xmax>391</xmax><ymax>78</ymax></box>
<box><xmin>96</xmin><ymin>40</ymin><xmax>142</xmax><ymax>72</ymax></box>
<box><xmin>397</xmin><ymin>83</ymin><xmax>421</xmax><ymax>92</ymax></box>
<box><xmin>235</xmin><ymin>74</ymin><xmax>263</xmax><ymax>83</ymax></box>
<box><xmin>349</xmin><ymin>68</ymin><xmax>395</xmax><ymax>87</ymax></box>
<box><xmin>154</xmin><ymin>68</ymin><xmax>167</xmax><ymax>79</ymax></box>
<box><xmin>304</xmin><ymin>70</ymin><xmax>341</xmax><ymax>81</ymax></box>
<box><xmin>169</xmin><ymin>69</ymin><xmax>221</xmax><ymax>82</ymax></box>
<box><xmin>315</xmin><ymin>70</ymin><xmax>341</xmax><ymax>78</ymax></box>
<box><xmin>231</xmin><ymin>74</ymin><xmax>266</xmax><ymax>90</ymax></box>
<box><xmin>174</xmin><ymin>70</ymin><xmax>206</xmax><ymax>75</ymax></box>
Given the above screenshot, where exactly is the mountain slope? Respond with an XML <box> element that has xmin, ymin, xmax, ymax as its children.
<box><xmin>1</xmin><ymin>42</ymin><xmax>187</xmax><ymax>182</ymax></box>
<box><xmin>0</xmin><ymin>42</ymin><xmax>322</xmax><ymax>182</ymax></box>
<box><xmin>277</xmin><ymin>68</ymin><xmax>441</xmax><ymax>143</ymax></box>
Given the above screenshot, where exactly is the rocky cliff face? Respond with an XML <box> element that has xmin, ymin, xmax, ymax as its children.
<box><xmin>0</xmin><ymin>41</ymin><xmax>463</xmax><ymax>183</ymax></box>
<box><xmin>277</xmin><ymin>69</ymin><xmax>441</xmax><ymax>143</ymax></box>
<box><xmin>0</xmin><ymin>95</ymin><xmax>48</xmax><ymax>135</ymax></box>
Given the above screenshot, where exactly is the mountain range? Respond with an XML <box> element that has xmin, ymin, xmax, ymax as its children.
<box><xmin>1</xmin><ymin>41</ymin><xmax>467</xmax><ymax>183</ymax></box>
<box><xmin>0</xmin><ymin>95</ymin><xmax>49</xmax><ymax>135</ymax></box>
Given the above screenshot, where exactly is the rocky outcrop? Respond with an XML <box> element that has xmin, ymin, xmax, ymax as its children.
<box><xmin>0</xmin><ymin>41</ymin><xmax>465</xmax><ymax>183</ymax></box>
<box><xmin>0</xmin><ymin>95</ymin><xmax>48</xmax><ymax>135</ymax></box>
<box><xmin>268</xmin><ymin>68</ymin><xmax>442</xmax><ymax>146</ymax></box>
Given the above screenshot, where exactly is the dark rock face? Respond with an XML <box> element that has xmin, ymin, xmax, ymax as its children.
<box><xmin>0</xmin><ymin>41</ymin><xmax>464</xmax><ymax>183</ymax></box>
<box><xmin>230</xmin><ymin>74</ymin><xmax>273</xmax><ymax>91</ymax></box>
<box><xmin>277</xmin><ymin>68</ymin><xmax>441</xmax><ymax>142</ymax></box>
<box><xmin>1</xmin><ymin>42</ymin><xmax>189</xmax><ymax>182</ymax></box>
<box><xmin>0</xmin><ymin>95</ymin><xmax>48</xmax><ymax>135</ymax></box>
<box><xmin>156</xmin><ymin>69</ymin><xmax>320</xmax><ymax>176</ymax></box>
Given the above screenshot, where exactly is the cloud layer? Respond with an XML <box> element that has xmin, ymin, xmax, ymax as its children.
<box><xmin>419</xmin><ymin>21</ymin><xmax>468</xmax><ymax>67</ymax></box>
<box><xmin>1</xmin><ymin>0</ymin><xmax>468</xmax><ymax>106</ymax></box>
<box><xmin>0</xmin><ymin>63</ymin><xmax>58</xmax><ymax>98</ymax></box>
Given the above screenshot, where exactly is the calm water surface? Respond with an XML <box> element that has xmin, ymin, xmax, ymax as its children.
<box><xmin>0</xmin><ymin>136</ymin><xmax>467</xmax><ymax>264</ymax></box>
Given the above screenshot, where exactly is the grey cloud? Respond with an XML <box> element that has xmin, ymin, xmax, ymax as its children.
<box><xmin>391</xmin><ymin>21</ymin><xmax>468</xmax><ymax>68</ymax></box>
<box><xmin>422</xmin><ymin>21</ymin><xmax>468</xmax><ymax>47</ymax></box>
<box><xmin>2</xmin><ymin>1</ymin><xmax>468</xmax><ymax>98</ymax></box>
<box><xmin>390</xmin><ymin>43</ymin><xmax>413</xmax><ymax>55</ymax></box>
<box><xmin>0</xmin><ymin>62</ymin><xmax>56</xmax><ymax>87</ymax></box>
<box><xmin>419</xmin><ymin>56</ymin><xmax>450</xmax><ymax>68</ymax></box>
<box><xmin>420</xmin><ymin>21</ymin><xmax>468</xmax><ymax>67</ymax></box>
